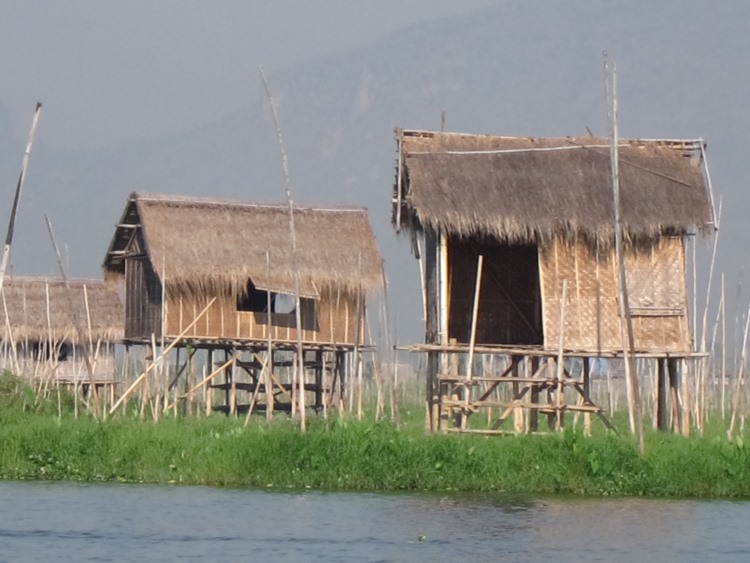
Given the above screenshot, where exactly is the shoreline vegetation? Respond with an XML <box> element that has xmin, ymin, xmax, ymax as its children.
<box><xmin>2</xmin><ymin>373</ymin><xmax>750</xmax><ymax>499</ymax></box>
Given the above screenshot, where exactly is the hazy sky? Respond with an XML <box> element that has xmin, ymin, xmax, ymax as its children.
<box><xmin>1</xmin><ymin>0</ymin><xmax>503</xmax><ymax>150</ymax></box>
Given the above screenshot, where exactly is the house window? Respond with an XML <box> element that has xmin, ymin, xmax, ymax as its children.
<box><xmin>30</xmin><ymin>341</ymin><xmax>73</xmax><ymax>362</ymax></box>
<box><xmin>237</xmin><ymin>282</ymin><xmax>271</xmax><ymax>312</ymax></box>
<box><xmin>237</xmin><ymin>282</ymin><xmax>317</xmax><ymax>330</ymax></box>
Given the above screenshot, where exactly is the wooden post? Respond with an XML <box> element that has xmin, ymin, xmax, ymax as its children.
<box><xmin>512</xmin><ymin>356</ymin><xmax>524</xmax><ymax>433</ymax></box>
<box><xmin>231</xmin><ymin>353</ymin><xmax>239</xmax><ymax>416</ymax></box>
<box><xmin>583</xmin><ymin>357</ymin><xmax>592</xmax><ymax>435</ymax></box>
<box><xmin>668</xmin><ymin>358</ymin><xmax>682</xmax><ymax>433</ymax></box>
<box><xmin>205</xmin><ymin>349</ymin><xmax>213</xmax><ymax>416</ymax></box>
<box><xmin>315</xmin><ymin>350</ymin><xmax>323</xmax><ymax>412</ymax></box>
<box><xmin>336</xmin><ymin>350</ymin><xmax>345</xmax><ymax>414</ymax></box>
<box><xmin>321</xmin><ymin>351</ymin><xmax>329</xmax><ymax>419</ymax></box>
<box><xmin>657</xmin><ymin>358</ymin><xmax>668</xmax><ymax>431</ymax></box>
<box><xmin>529</xmin><ymin>356</ymin><xmax>540</xmax><ymax>432</ymax></box>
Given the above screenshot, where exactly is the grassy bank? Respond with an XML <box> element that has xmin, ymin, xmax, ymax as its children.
<box><xmin>2</xmin><ymin>372</ymin><xmax>750</xmax><ymax>497</ymax></box>
<box><xmin>2</xmin><ymin>407</ymin><xmax>750</xmax><ymax>498</ymax></box>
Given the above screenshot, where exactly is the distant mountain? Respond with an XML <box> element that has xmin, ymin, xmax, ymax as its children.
<box><xmin>0</xmin><ymin>0</ymin><xmax>748</xmax><ymax>342</ymax></box>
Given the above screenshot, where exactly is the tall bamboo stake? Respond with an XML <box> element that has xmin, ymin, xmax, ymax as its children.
<box><xmin>259</xmin><ymin>65</ymin><xmax>306</xmax><ymax>432</ymax></box>
<box><xmin>721</xmin><ymin>274</ymin><xmax>727</xmax><ymax>419</ymax></box>
<box><xmin>380</xmin><ymin>261</ymin><xmax>399</xmax><ymax>424</ymax></box>
<box><xmin>698</xmin><ymin>198</ymin><xmax>722</xmax><ymax>433</ymax></box>
<box><xmin>555</xmin><ymin>279</ymin><xmax>568</xmax><ymax>431</ymax></box>
<box><xmin>728</xmin><ymin>300</ymin><xmax>750</xmax><ymax>440</ymax></box>
<box><xmin>707</xmin><ymin>277</ymin><xmax>724</xmax><ymax>419</ymax></box>
<box><xmin>44</xmin><ymin>214</ymin><xmax>102</xmax><ymax>419</ymax></box>
<box><xmin>354</xmin><ymin>254</ymin><xmax>363</xmax><ymax>420</ymax></box>
<box><xmin>265</xmin><ymin>250</ymin><xmax>274</xmax><ymax>419</ymax></box>
<box><xmin>604</xmin><ymin>53</ymin><xmax>644</xmax><ymax>453</ymax></box>
<box><xmin>0</xmin><ymin>103</ymin><xmax>42</xmax><ymax>296</ymax></box>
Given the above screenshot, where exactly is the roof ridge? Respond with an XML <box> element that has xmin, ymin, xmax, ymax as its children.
<box><xmin>132</xmin><ymin>192</ymin><xmax>368</xmax><ymax>213</ymax></box>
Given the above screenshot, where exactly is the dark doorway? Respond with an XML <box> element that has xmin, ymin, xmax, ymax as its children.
<box><xmin>448</xmin><ymin>237</ymin><xmax>543</xmax><ymax>345</ymax></box>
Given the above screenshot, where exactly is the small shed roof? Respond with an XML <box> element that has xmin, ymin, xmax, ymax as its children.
<box><xmin>395</xmin><ymin>129</ymin><xmax>714</xmax><ymax>245</ymax></box>
<box><xmin>103</xmin><ymin>192</ymin><xmax>384</xmax><ymax>299</ymax></box>
<box><xmin>0</xmin><ymin>276</ymin><xmax>123</xmax><ymax>344</ymax></box>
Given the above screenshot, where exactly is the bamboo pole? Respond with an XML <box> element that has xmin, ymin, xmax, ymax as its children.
<box><xmin>0</xmin><ymin>103</ymin><xmax>42</xmax><ymax>296</ymax></box>
<box><xmin>160</xmin><ymin>256</ymin><xmax>168</xmax><ymax>417</ymax></box>
<box><xmin>555</xmin><ymin>280</ymin><xmax>568</xmax><ymax>431</ymax></box>
<box><xmin>44</xmin><ymin>214</ymin><xmax>103</xmax><ymax>419</ymax></box>
<box><xmin>705</xmin><ymin>275</ymin><xmax>723</xmax><ymax>421</ymax></box>
<box><xmin>111</xmin><ymin>298</ymin><xmax>216</xmax><ymax>414</ymax></box>
<box><xmin>698</xmin><ymin>199</ymin><xmax>721</xmax><ymax>433</ymax></box>
<box><xmin>604</xmin><ymin>53</ymin><xmax>644</xmax><ymax>453</ymax></box>
<box><xmin>150</xmin><ymin>333</ymin><xmax>160</xmax><ymax>422</ymax></box>
<box><xmin>259</xmin><ymin>65</ymin><xmax>306</xmax><ymax>431</ymax></box>
<box><xmin>462</xmin><ymin>255</ymin><xmax>484</xmax><ymax>430</ymax></box>
<box><xmin>728</xmin><ymin>300</ymin><xmax>750</xmax><ymax>440</ymax></box>
<box><xmin>354</xmin><ymin>254</ymin><xmax>364</xmax><ymax>420</ymax></box>
<box><xmin>265</xmin><ymin>250</ymin><xmax>274</xmax><ymax>419</ymax></box>
<box><xmin>721</xmin><ymin>274</ymin><xmax>727</xmax><ymax>419</ymax></box>
<box><xmin>381</xmin><ymin>262</ymin><xmax>399</xmax><ymax>425</ymax></box>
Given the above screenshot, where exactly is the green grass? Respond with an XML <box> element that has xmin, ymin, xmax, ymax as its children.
<box><xmin>1</xmin><ymin>371</ymin><xmax>750</xmax><ymax>497</ymax></box>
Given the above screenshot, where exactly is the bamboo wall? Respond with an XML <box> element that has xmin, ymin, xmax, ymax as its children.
<box><xmin>540</xmin><ymin>237</ymin><xmax>691</xmax><ymax>353</ymax></box>
<box><xmin>124</xmin><ymin>236</ymin><xmax>162</xmax><ymax>338</ymax></box>
<box><xmin>162</xmin><ymin>288</ymin><xmax>363</xmax><ymax>346</ymax></box>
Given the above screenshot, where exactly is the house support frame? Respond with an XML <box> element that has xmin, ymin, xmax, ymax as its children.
<box><xmin>122</xmin><ymin>336</ymin><xmax>368</xmax><ymax>418</ymax></box>
<box><xmin>405</xmin><ymin>342</ymin><xmax>703</xmax><ymax>435</ymax></box>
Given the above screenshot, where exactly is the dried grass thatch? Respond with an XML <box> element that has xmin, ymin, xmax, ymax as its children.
<box><xmin>103</xmin><ymin>193</ymin><xmax>383</xmax><ymax>300</ymax></box>
<box><xmin>396</xmin><ymin>129</ymin><xmax>714</xmax><ymax>245</ymax></box>
<box><xmin>0</xmin><ymin>276</ymin><xmax>124</xmax><ymax>344</ymax></box>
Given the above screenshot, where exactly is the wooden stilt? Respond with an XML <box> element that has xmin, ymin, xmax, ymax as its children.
<box><xmin>512</xmin><ymin>356</ymin><xmax>524</xmax><ymax>433</ymax></box>
<box><xmin>315</xmin><ymin>350</ymin><xmax>323</xmax><ymax>412</ymax></box>
<box><xmin>657</xmin><ymin>357</ymin><xmax>669</xmax><ymax>431</ymax></box>
<box><xmin>583</xmin><ymin>358</ymin><xmax>592</xmax><ymax>435</ymax></box>
<box><xmin>529</xmin><ymin>357</ymin><xmax>540</xmax><ymax>432</ymax></box>
<box><xmin>668</xmin><ymin>358</ymin><xmax>682</xmax><ymax>433</ymax></box>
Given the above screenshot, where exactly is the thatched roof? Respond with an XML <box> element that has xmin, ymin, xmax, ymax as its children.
<box><xmin>0</xmin><ymin>276</ymin><xmax>123</xmax><ymax>344</ymax></box>
<box><xmin>395</xmin><ymin>129</ymin><xmax>714</xmax><ymax>245</ymax></box>
<box><xmin>103</xmin><ymin>193</ymin><xmax>383</xmax><ymax>299</ymax></box>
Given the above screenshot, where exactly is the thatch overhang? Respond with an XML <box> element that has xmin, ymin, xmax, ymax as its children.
<box><xmin>103</xmin><ymin>192</ymin><xmax>384</xmax><ymax>300</ymax></box>
<box><xmin>394</xmin><ymin>129</ymin><xmax>714</xmax><ymax>246</ymax></box>
<box><xmin>0</xmin><ymin>276</ymin><xmax>124</xmax><ymax>344</ymax></box>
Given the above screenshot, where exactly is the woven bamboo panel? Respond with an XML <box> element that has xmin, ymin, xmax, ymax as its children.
<box><xmin>163</xmin><ymin>289</ymin><xmax>362</xmax><ymax>345</ymax></box>
<box><xmin>540</xmin><ymin>238</ymin><xmax>690</xmax><ymax>353</ymax></box>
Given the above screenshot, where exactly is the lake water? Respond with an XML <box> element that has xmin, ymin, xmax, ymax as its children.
<box><xmin>1</xmin><ymin>481</ymin><xmax>749</xmax><ymax>562</ymax></box>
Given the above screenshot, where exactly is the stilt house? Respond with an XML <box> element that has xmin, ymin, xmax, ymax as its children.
<box><xmin>102</xmin><ymin>193</ymin><xmax>383</xmax><ymax>415</ymax></box>
<box><xmin>0</xmin><ymin>276</ymin><xmax>123</xmax><ymax>380</ymax></box>
<box><xmin>393</xmin><ymin>129</ymin><xmax>715</xmax><ymax>432</ymax></box>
